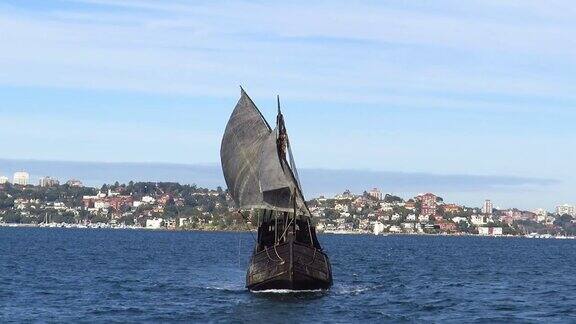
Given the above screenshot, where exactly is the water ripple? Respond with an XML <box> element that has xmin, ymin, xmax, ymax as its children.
<box><xmin>2</xmin><ymin>228</ymin><xmax>576</xmax><ymax>322</ymax></box>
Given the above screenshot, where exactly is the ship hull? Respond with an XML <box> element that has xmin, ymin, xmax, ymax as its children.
<box><xmin>246</xmin><ymin>240</ymin><xmax>333</xmax><ymax>291</ymax></box>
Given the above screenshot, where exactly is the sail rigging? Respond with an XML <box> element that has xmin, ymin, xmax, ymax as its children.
<box><xmin>220</xmin><ymin>89</ymin><xmax>308</xmax><ymax>215</ymax></box>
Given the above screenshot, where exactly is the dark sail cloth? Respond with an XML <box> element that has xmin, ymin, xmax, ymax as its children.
<box><xmin>220</xmin><ymin>89</ymin><xmax>309</xmax><ymax>216</ymax></box>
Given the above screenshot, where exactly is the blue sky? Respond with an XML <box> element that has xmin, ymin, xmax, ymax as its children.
<box><xmin>1</xmin><ymin>0</ymin><xmax>575</xmax><ymax>210</ymax></box>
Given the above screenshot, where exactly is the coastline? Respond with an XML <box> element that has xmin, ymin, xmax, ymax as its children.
<box><xmin>1</xmin><ymin>222</ymin><xmax>574</xmax><ymax>240</ymax></box>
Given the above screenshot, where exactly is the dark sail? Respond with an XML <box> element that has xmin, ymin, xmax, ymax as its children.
<box><xmin>259</xmin><ymin>128</ymin><xmax>293</xmax><ymax>209</ymax></box>
<box><xmin>220</xmin><ymin>89</ymin><xmax>306</xmax><ymax>214</ymax></box>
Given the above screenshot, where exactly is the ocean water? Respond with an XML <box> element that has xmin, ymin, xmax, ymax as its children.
<box><xmin>1</xmin><ymin>228</ymin><xmax>576</xmax><ymax>322</ymax></box>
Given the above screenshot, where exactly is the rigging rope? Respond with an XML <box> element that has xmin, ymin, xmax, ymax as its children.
<box><xmin>239</xmin><ymin>210</ymin><xmax>256</xmax><ymax>242</ymax></box>
<box><xmin>306</xmin><ymin>217</ymin><xmax>314</xmax><ymax>247</ymax></box>
<box><xmin>305</xmin><ymin>248</ymin><xmax>317</xmax><ymax>266</ymax></box>
<box><xmin>273</xmin><ymin>244</ymin><xmax>285</xmax><ymax>264</ymax></box>
<box><xmin>264</xmin><ymin>246</ymin><xmax>284</xmax><ymax>263</ymax></box>
<box><xmin>279</xmin><ymin>218</ymin><xmax>294</xmax><ymax>242</ymax></box>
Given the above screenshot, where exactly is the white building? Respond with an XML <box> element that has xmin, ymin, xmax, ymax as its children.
<box><xmin>335</xmin><ymin>203</ymin><xmax>349</xmax><ymax>212</ymax></box>
<box><xmin>368</xmin><ymin>188</ymin><xmax>383</xmax><ymax>201</ymax></box>
<box><xmin>452</xmin><ymin>216</ymin><xmax>468</xmax><ymax>224</ymax></box>
<box><xmin>482</xmin><ymin>199</ymin><xmax>493</xmax><ymax>215</ymax></box>
<box><xmin>389</xmin><ymin>225</ymin><xmax>401</xmax><ymax>233</ymax></box>
<box><xmin>178</xmin><ymin>217</ymin><xmax>190</xmax><ymax>227</ymax></box>
<box><xmin>334</xmin><ymin>189</ymin><xmax>354</xmax><ymax>200</ymax></box>
<box><xmin>478</xmin><ymin>227</ymin><xmax>503</xmax><ymax>236</ymax></box>
<box><xmin>142</xmin><ymin>196</ymin><xmax>156</xmax><ymax>204</ymax></box>
<box><xmin>380</xmin><ymin>204</ymin><xmax>394</xmax><ymax>212</ymax></box>
<box><xmin>0</xmin><ymin>176</ymin><xmax>8</xmax><ymax>184</ymax></box>
<box><xmin>39</xmin><ymin>176</ymin><xmax>59</xmax><ymax>187</ymax></box>
<box><xmin>66</xmin><ymin>179</ymin><xmax>83</xmax><ymax>187</ymax></box>
<box><xmin>52</xmin><ymin>202</ymin><xmax>67</xmax><ymax>210</ymax></box>
<box><xmin>534</xmin><ymin>209</ymin><xmax>548</xmax><ymax>223</ymax></box>
<box><xmin>373</xmin><ymin>221</ymin><xmax>385</xmax><ymax>235</ymax></box>
<box><xmin>556</xmin><ymin>204</ymin><xmax>576</xmax><ymax>216</ymax></box>
<box><xmin>379</xmin><ymin>215</ymin><xmax>390</xmax><ymax>221</ymax></box>
<box><xmin>401</xmin><ymin>222</ymin><xmax>414</xmax><ymax>230</ymax></box>
<box><xmin>13</xmin><ymin>171</ymin><xmax>29</xmax><ymax>186</ymax></box>
<box><xmin>94</xmin><ymin>201</ymin><xmax>110</xmax><ymax>210</ymax></box>
<box><xmin>406</xmin><ymin>214</ymin><xmax>416</xmax><ymax>221</ymax></box>
<box><xmin>418</xmin><ymin>214</ymin><xmax>430</xmax><ymax>222</ymax></box>
<box><xmin>534</xmin><ymin>208</ymin><xmax>548</xmax><ymax>217</ymax></box>
<box><xmin>146</xmin><ymin>218</ymin><xmax>164</xmax><ymax>229</ymax></box>
<box><xmin>471</xmin><ymin>214</ymin><xmax>485</xmax><ymax>226</ymax></box>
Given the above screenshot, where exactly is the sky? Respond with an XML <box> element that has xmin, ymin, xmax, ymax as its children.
<box><xmin>0</xmin><ymin>0</ymin><xmax>575</xmax><ymax>210</ymax></box>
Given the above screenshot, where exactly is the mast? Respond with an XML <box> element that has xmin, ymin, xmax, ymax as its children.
<box><xmin>276</xmin><ymin>95</ymin><xmax>287</xmax><ymax>162</ymax></box>
<box><xmin>275</xmin><ymin>96</ymin><xmax>311</xmax><ymax>218</ymax></box>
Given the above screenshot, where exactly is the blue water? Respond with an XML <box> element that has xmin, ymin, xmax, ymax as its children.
<box><xmin>1</xmin><ymin>228</ymin><xmax>576</xmax><ymax>322</ymax></box>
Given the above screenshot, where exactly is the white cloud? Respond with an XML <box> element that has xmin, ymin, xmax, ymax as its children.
<box><xmin>1</xmin><ymin>0</ymin><xmax>576</xmax><ymax>107</ymax></box>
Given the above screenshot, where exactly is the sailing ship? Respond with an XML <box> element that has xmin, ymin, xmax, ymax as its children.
<box><xmin>220</xmin><ymin>88</ymin><xmax>333</xmax><ymax>291</ymax></box>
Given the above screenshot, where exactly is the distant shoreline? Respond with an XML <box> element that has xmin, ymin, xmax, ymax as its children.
<box><xmin>1</xmin><ymin>223</ymin><xmax>574</xmax><ymax>240</ymax></box>
<box><xmin>0</xmin><ymin>158</ymin><xmax>559</xmax><ymax>210</ymax></box>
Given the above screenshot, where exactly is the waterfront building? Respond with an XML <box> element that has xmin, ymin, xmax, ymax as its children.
<box><xmin>437</xmin><ymin>220</ymin><xmax>457</xmax><ymax>232</ymax></box>
<box><xmin>389</xmin><ymin>225</ymin><xmax>401</xmax><ymax>233</ymax></box>
<box><xmin>417</xmin><ymin>193</ymin><xmax>437</xmax><ymax>217</ymax></box>
<box><xmin>368</xmin><ymin>188</ymin><xmax>383</xmax><ymax>201</ymax></box>
<box><xmin>146</xmin><ymin>218</ymin><xmax>164</xmax><ymax>229</ymax></box>
<box><xmin>478</xmin><ymin>227</ymin><xmax>503</xmax><ymax>236</ymax></box>
<box><xmin>39</xmin><ymin>176</ymin><xmax>59</xmax><ymax>187</ymax></box>
<box><xmin>373</xmin><ymin>221</ymin><xmax>385</xmax><ymax>234</ymax></box>
<box><xmin>401</xmin><ymin>222</ymin><xmax>415</xmax><ymax>231</ymax></box>
<box><xmin>0</xmin><ymin>176</ymin><xmax>8</xmax><ymax>184</ymax></box>
<box><xmin>482</xmin><ymin>199</ymin><xmax>493</xmax><ymax>215</ymax></box>
<box><xmin>556</xmin><ymin>204</ymin><xmax>576</xmax><ymax>216</ymax></box>
<box><xmin>178</xmin><ymin>217</ymin><xmax>190</xmax><ymax>228</ymax></box>
<box><xmin>13</xmin><ymin>171</ymin><xmax>29</xmax><ymax>186</ymax></box>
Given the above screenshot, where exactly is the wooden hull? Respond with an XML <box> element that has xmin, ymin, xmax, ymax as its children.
<box><xmin>246</xmin><ymin>241</ymin><xmax>333</xmax><ymax>291</ymax></box>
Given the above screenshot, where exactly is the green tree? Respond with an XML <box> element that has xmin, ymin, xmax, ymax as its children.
<box><xmin>2</xmin><ymin>211</ymin><xmax>22</xmax><ymax>223</ymax></box>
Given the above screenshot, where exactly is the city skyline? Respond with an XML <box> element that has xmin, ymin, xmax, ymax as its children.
<box><xmin>3</xmin><ymin>164</ymin><xmax>576</xmax><ymax>218</ymax></box>
<box><xmin>1</xmin><ymin>1</ymin><xmax>575</xmax><ymax>209</ymax></box>
<box><xmin>0</xmin><ymin>159</ymin><xmax>571</xmax><ymax>211</ymax></box>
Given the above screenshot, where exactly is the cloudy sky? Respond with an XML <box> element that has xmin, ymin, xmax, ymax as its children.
<box><xmin>1</xmin><ymin>0</ymin><xmax>575</xmax><ymax>209</ymax></box>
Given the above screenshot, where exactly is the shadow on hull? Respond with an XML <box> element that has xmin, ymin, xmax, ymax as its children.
<box><xmin>247</xmin><ymin>240</ymin><xmax>333</xmax><ymax>291</ymax></box>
